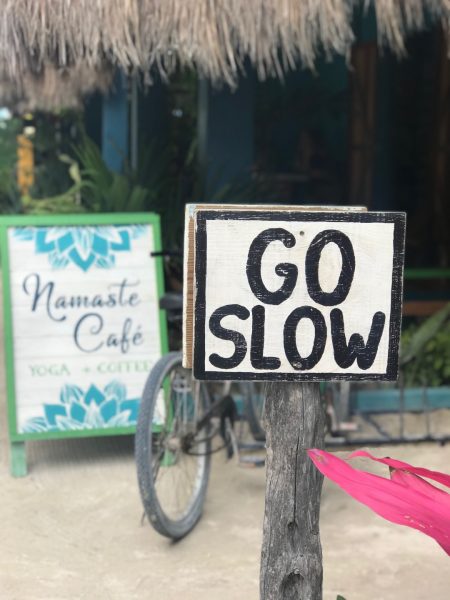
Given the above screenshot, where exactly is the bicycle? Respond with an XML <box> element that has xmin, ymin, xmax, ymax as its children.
<box><xmin>135</xmin><ymin>256</ymin><xmax>264</xmax><ymax>540</ymax></box>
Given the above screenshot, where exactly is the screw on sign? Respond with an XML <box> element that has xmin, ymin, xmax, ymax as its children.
<box><xmin>187</xmin><ymin>206</ymin><xmax>406</xmax><ymax>599</ymax></box>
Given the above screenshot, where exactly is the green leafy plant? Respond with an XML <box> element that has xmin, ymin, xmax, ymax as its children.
<box><xmin>20</xmin><ymin>151</ymin><xmax>86</xmax><ymax>215</ymax></box>
<box><xmin>12</xmin><ymin>120</ymin><xmax>274</xmax><ymax>260</ymax></box>
<box><xmin>28</xmin><ymin>111</ymin><xmax>84</xmax><ymax>199</ymax></box>
<box><xmin>21</xmin><ymin>188</ymin><xmax>86</xmax><ymax>215</ymax></box>
<box><xmin>74</xmin><ymin>136</ymin><xmax>152</xmax><ymax>213</ymax></box>
<box><xmin>401</xmin><ymin>303</ymin><xmax>450</xmax><ymax>387</ymax></box>
<box><xmin>0</xmin><ymin>116</ymin><xmax>22</xmax><ymax>214</ymax></box>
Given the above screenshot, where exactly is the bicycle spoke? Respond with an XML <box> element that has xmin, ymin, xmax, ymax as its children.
<box><xmin>151</xmin><ymin>364</ymin><xmax>208</xmax><ymax>522</ymax></box>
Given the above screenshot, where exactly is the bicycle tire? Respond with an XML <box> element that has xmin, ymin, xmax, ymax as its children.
<box><xmin>244</xmin><ymin>381</ymin><xmax>266</xmax><ymax>442</ymax></box>
<box><xmin>135</xmin><ymin>352</ymin><xmax>211</xmax><ymax>540</ymax></box>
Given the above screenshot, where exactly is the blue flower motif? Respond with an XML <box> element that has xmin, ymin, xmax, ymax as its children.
<box><xmin>14</xmin><ymin>225</ymin><xmax>146</xmax><ymax>271</ymax></box>
<box><xmin>22</xmin><ymin>381</ymin><xmax>139</xmax><ymax>433</ymax></box>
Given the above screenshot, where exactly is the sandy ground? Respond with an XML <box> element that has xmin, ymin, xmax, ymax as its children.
<box><xmin>1</xmin><ymin>434</ymin><xmax>450</xmax><ymax>600</ymax></box>
<box><xmin>1</xmin><ymin>282</ymin><xmax>450</xmax><ymax>599</ymax></box>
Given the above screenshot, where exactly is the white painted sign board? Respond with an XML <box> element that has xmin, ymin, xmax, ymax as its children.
<box><xmin>1</xmin><ymin>216</ymin><xmax>165</xmax><ymax>438</ymax></box>
<box><xmin>191</xmin><ymin>210</ymin><xmax>406</xmax><ymax>381</ymax></box>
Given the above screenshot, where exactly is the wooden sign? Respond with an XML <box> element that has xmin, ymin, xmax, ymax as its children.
<box><xmin>187</xmin><ymin>207</ymin><xmax>406</xmax><ymax>381</ymax></box>
<box><xmin>0</xmin><ymin>214</ymin><xmax>167</xmax><ymax>475</ymax></box>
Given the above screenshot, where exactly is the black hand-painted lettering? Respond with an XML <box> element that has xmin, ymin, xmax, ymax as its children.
<box><xmin>250</xmin><ymin>306</ymin><xmax>281</xmax><ymax>370</ymax></box>
<box><xmin>305</xmin><ymin>230</ymin><xmax>355</xmax><ymax>306</ymax></box>
<box><xmin>330</xmin><ymin>308</ymin><xmax>386</xmax><ymax>369</ymax></box>
<box><xmin>246</xmin><ymin>228</ymin><xmax>297</xmax><ymax>305</ymax></box>
<box><xmin>209</xmin><ymin>304</ymin><xmax>250</xmax><ymax>369</ymax></box>
<box><xmin>283</xmin><ymin>306</ymin><xmax>327</xmax><ymax>370</ymax></box>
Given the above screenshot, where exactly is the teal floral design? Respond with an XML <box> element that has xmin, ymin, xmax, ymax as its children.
<box><xmin>22</xmin><ymin>381</ymin><xmax>139</xmax><ymax>433</ymax></box>
<box><xmin>14</xmin><ymin>225</ymin><xmax>147</xmax><ymax>271</ymax></box>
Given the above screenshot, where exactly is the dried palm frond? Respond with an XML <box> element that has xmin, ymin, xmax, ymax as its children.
<box><xmin>0</xmin><ymin>0</ymin><xmax>448</xmax><ymax>90</ymax></box>
<box><xmin>369</xmin><ymin>0</ymin><xmax>450</xmax><ymax>53</ymax></box>
<box><xmin>0</xmin><ymin>63</ymin><xmax>114</xmax><ymax>112</ymax></box>
<box><xmin>0</xmin><ymin>0</ymin><xmax>450</xmax><ymax>103</ymax></box>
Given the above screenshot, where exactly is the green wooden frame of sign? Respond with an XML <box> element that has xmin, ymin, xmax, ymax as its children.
<box><xmin>0</xmin><ymin>213</ymin><xmax>169</xmax><ymax>477</ymax></box>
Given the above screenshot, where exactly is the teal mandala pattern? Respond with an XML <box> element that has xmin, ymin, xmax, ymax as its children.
<box><xmin>22</xmin><ymin>381</ymin><xmax>139</xmax><ymax>433</ymax></box>
<box><xmin>14</xmin><ymin>225</ymin><xmax>147</xmax><ymax>271</ymax></box>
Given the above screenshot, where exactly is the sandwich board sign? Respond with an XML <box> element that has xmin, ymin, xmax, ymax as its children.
<box><xmin>184</xmin><ymin>205</ymin><xmax>406</xmax><ymax>382</ymax></box>
<box><xmin>0</xmin><ymin>213</ymin><xmax>167</xmax><ymax>476</ymax></box>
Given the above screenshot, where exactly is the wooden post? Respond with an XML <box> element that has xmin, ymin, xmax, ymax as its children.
<box><xmin>261</xmin><ymin>382</ymin><xmax>325</xmax><ymax>600</ymax></box>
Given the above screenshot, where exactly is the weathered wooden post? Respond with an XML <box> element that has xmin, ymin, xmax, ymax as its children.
<box><xmin>185</xmin><ymin>203</ymin><xmax>406</xmax><ymax>600</ymax></box>
<box><xmin>261</xmin><ymin>382</ymin><xmax>324</xmax><ymax>599</ymax></box>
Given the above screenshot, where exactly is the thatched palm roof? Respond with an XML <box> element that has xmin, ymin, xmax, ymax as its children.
<box><xmin>0</xmin><ymin>64</ymin><xmax>113</xmax><ymax>113</ymax></box>
<box><xmin>0</xmin><ymin>0</ymin><xmax>449</xmax><ymax>109</ymax></box>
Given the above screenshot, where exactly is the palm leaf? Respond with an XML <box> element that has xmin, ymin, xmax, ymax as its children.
<box><xmin>401</xmin><ymin>302</ymin><xmax>450</xmax><ymax>365</ymax></box>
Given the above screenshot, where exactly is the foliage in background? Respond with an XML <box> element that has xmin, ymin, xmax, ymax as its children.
<box><xmin>28</xmin><ymin>112</ymin><xmax>83</xmax><ymax>197</ymax></box>
<box><xmin>74</xmin><ymin>136</ymin><xmax>152</xmax><ymax>213</ymax></box>
<box><xmin>0</xmin><ymin>116</ymin><xmax>22</xmax><ymax>214</ymax></box>
<box><xmin>0</xmin><ymin>110</ymin><xmax>86</xmax><ymax>216</ymax></box>
<box><xmin>0</xmin><ymin>66</ymin><xmax>272</xmax><ymax>256</ymax></box>
<box><xmin>73</xmin><ymin>134</ymin><xmax>272</xmax><ymax>248</ymax></box>
<box><xmin>21</xmin><ymin>187</ymin><xmax>86</xmax><ymax>215</ymax></box>
<box><xmin>10</xmin><ymin>127</ymin><xmax>270</xmax><ymax>251</ymax></box>
<box><xmin>401</xmin><ymin>303</ymin><xmax>450</xmax><ymax>387</ymax></box>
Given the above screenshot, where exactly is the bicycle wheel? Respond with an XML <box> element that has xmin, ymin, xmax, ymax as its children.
<box><xmin>135</xmin><ymin>352</ymin><xmax>211</xmax><ymax>540</ymax></box>
<box><xmin>244</xmin><ymin>381</ymin><xmax>266</xmax><ymax>442</ymax></box>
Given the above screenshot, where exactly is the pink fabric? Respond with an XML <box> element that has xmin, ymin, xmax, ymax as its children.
<box><xmin>307</xmin><ymin>448</ymin><xmax>450</xmax><ymax>555</ymax></box>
